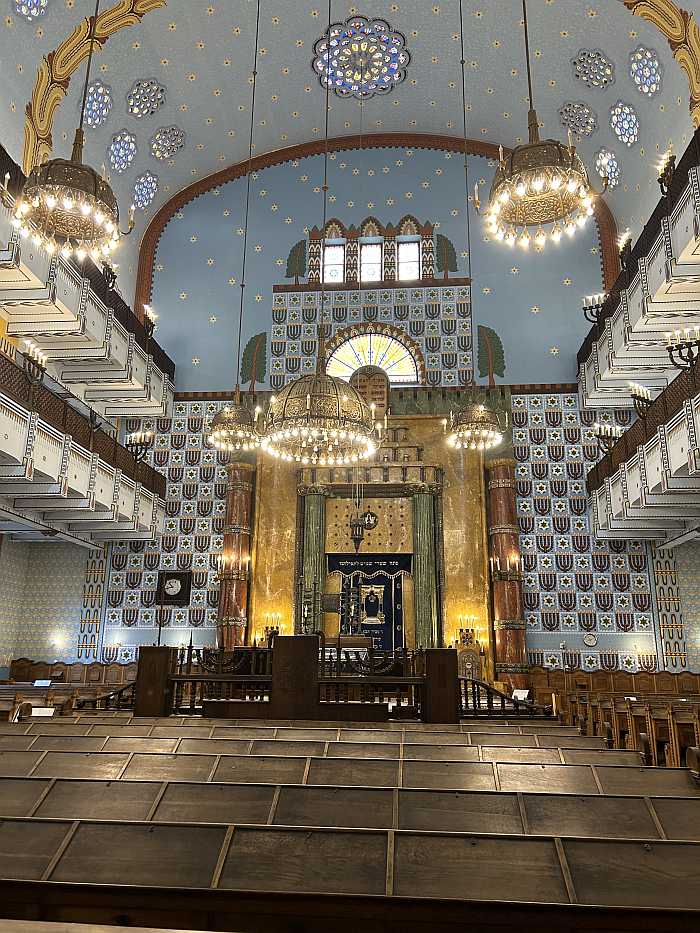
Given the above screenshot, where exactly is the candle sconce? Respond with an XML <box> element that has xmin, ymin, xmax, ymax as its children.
<box><xmin>489</xmin><ymin>555</ymin><xmax>524</xmax><ymax>583</ymax></box>
<box><xmin>593</xmin><ymin>421</ymin><xmax>624</xmax><ymax>456</ymax></box>
<box><xmin>666</xmin><ymin>329</ymin><xmax>700</xmax><ymax>370</ymax></box>
<box><xmin>581</xmin><ymin>293</ymin><xmax>606</xmax><ymax>325</ymax></box>
<box><xmin>657</xmin><ymin>149</ymin><xmax>676</xmax><ymax>200</ymax></box>
<box><xmin>125</xmin><ymin>429</ymin><xmax>154</xmax><ymax>463</ymax></box>
<box><xmin>214</xmin><ymin>552</ymin><xmax>247</xmax><ymax>583</ymax></box>
<box><xmin>628</xmin><ymin>382</ymin><xmax>653</xmax><ymax>420</ymax></box>
<box><xmin>22</xmin><ymin>340</ymin><xmax>47</xmax><ymax>410</ymax></box>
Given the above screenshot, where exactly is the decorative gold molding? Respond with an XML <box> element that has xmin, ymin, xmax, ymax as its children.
<box><xmin>23</xmin><ymin>0</ymin><xmax>167</xmax><ymax>175</ymax></box>
<box><xmin>623</xmin><ymin>0</ymin><xmax>700</xmax><ymax>126</ymax></box>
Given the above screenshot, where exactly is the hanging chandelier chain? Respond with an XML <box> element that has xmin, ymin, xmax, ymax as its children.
<box><xmin>316</xmin><ymin>0</ymin><xmax>333</xmax><ymax>374</ymax></box>
<box><xmin>521</xmin><ymin>0</ymin><xmax>535</xmax><ymax>112</ymax></box>
<box><xmin>78</xmin><ymin>0</ymin><xmax>101</xmax><ymax>137</ymax></box>
<box><xmin>458</xmin><ymin>0</ymin><xmax>473</xmax><ymax>285</ymax></box>
<box><xmin>235</xmin><ymin>0</ymin><xmax>262</xmax><ymax>393</ymax></box>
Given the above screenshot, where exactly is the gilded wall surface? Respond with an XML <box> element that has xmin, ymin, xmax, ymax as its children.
<box><xmin>325</xmin><ymin>496</ymin><xmax>413</xmax><ymax>554</ymax></box>
<box><xmin>247</xmin><ymin>451</ymin><xmax>299</xmax><ymax>644</ymax></box>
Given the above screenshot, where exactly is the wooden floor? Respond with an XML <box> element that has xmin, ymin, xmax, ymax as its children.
<box><xmin>1</xmin><ymin>710</ymin><xmax>699</xmax><ymax>930</ymax></box>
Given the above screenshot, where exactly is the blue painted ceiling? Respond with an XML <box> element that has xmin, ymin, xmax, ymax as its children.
<box><xmin>0</xmin><ymin>0</ymin><xmax>695</xmax><ymax>389</ymax></box>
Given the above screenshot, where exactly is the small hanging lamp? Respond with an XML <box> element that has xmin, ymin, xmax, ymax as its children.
<box><xmin>206</xmin><ymin>0</ymin><xmax>263</xmax><ymax>453</ymax></box>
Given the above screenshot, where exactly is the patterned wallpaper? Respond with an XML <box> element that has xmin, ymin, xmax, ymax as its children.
<box><xmin>672</xmin><ymin>541</ymin><xmax>700</xmax><ymax>671</ymax></box>
<box><xmin>512</xmin><ymin>391</ymin><xmax>663</xmax><ymax>673</ymax></box>
<box><xmin>104</xmin><ymin>401</ymin><xmax>229</xmax><ymax>658</ymax></box>
<box><xmin>0</xmin><ymin>541</ymin><xmax>90</xmax><ymax>666</ymax></box>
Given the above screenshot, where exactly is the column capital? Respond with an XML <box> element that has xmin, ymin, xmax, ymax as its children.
<box><xmin>409</xmin><ymin>482</ymin><xmax>441</xmax><ymax>496</ymax></box>
<box><xmin>486</xmin><ymin>458</ymin><xmax>516</xmax><ymax>471</ymax></box>
<box><xmin>493</xmin><ymin>619</ymin><xmax>527</xmax><ymax>631</ymax></box>
<box><xmin>298</xmin><ymin>484</ymin><xmax>331</xmax><ymax>497</ymax></box>
<box><xmin>488</xmin><ymin>523</ymin><xmax>520</xmax><ymax>536</ymax></box>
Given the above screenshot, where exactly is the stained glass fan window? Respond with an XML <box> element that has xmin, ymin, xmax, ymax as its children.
<box><xmin>327</xmin><ymin>332</ymin><xmax>419</xmax><ymax>383</ymax></box>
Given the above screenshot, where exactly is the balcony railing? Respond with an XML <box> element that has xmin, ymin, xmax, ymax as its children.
<box><xmin>587</xmin><ymin>356</ymin><xmax>700</xmax><ymax>495</ymax></box>
<box><xmin>577</xmin><ymin>126</ymin><xmax>700</xmax><ymax>369</ymax></box>
<box><xmin>0</xmin><ymin>350</ymin><xmax>165</xmax><ymax>497</ymax></box>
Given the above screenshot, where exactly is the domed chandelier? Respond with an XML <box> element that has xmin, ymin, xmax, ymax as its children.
<box><xmin>475</xmin><ymin>0</ymin><xmax>607</xmax><ymax>249</ymax></box>
<box><xmin>8</xmin><ymin>0</ymin><xmax>133</xmax><ymax>261</ymax></box>
<box><xmin>206</xmin><ymin>0</ymin><xmax>263</xmax><ymax>455</ymax></box>
<box><xmin>259</xmin><ymin>3</ymin><xmax>380</xmax><ymax>467</ymax></box>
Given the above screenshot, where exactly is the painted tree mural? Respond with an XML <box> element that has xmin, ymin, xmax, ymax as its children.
<box><xmin>435</xmin><ymin>233</ymin><xmax>457</xmax><ymax>280</ymax></box>
<box><xmin>285</xmin><ymin>239</ymin><xmax>306</xmax><ymax>284</ymax></box>
<box><xmin>240</xmin><ymin>333</ymin><xmax>267</xmax><ymax>390</ymax></box>
<box><xmin>477</xmin><ymin>325</ymin><xmax>505</xmax><ymax>387</ymax></box>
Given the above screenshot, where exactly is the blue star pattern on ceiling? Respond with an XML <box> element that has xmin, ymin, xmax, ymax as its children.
<box><xmin>133</xmin><ymin>170</ymin><xmax>158</xmax><ymax>209</ymax></box>
<box><xmin>571</xmin><ymin>48</ymin><xmax>615</xmax><ymax>90</ymax></box>
<box><xmin>13</xmin><ymin>0</ymin><xmax>48</xmax><ymax>23</ymax></box>
<box><xmin>82</xmin><ymin>79</ymin><xmax>112</xmax><ymax>130</ymax></box>
<box><xmin>596</xmin><ymin>148</ymin><xmax>621</xmax><ymax>189</ymax></box>
<box><xmin>126</xmin><ymin>78</ymin><xmax>166</xmax><ymax>119</ymax></box>
<box><xmin>629</xmin><ymin>45</ymin><xmax>662</xmax><ymax>97</ymax></box>
<box><xmin>150</xmin><ymin>125</ymin><xmax>186</xmax><ymax>161</ymax></box>
<box><xmin>559</xmin><ymin>101</ymin><xmax>597</xmax><ymax>139</ymax></box>
<box><xmin>108</xmin><ymin>129</ymin><xmax>137</xmax><ymax>174</ymax></box>
<box><xmin>312</xmin><ymin>15</ymin><xmax>410</xmax><ymax>99</ymax></box>
<box><xmin>0</xmin><ymin>0</ymin><xmax>693</xmax><ymax>294</ymax></box>
<box><xmin>610</xmin><ymin>100</ymin><xmax>639</xmax><ymax>147</ymax></box>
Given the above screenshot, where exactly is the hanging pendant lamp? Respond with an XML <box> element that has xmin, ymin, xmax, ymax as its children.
<box><xmin>6</xmin><ymin>0</ymin><xmax>133</xmax><ymax>261</ymax></box>
<box><xmin>476</xmin><ymin>0</ymin><xmax>607</xmax><ymax>249</ymax></box>
<box><xmin>448</xmin><ymin>0</ymin><xmax>506</xmax><ymax>452</ymax></box>
<box><xmin>206</xmin><ymin>0</ymin><xmax>263</xmax><ymax>454</ymax></box>
<box><xmin>259</xmin><ymin>2</ymin><xmax>380</xmax><ymax>467</ymax></box>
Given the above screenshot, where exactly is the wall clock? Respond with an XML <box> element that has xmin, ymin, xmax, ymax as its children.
<box><xmin>583</xmin><ymin>633</ymin><xmax>598</xmax><ymax>647</ymax></box>
<box><xmin>156</xmin><ymin>570</ymin><xmax>192</xmax><ymax>607</ymax></box>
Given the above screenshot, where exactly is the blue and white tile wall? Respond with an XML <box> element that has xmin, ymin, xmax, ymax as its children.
<box><xmin>512</xmin><ymin>392</ymin><xmax>660</xmax><ymax>673</ymax></box>
<box><xmin>104</xmin><ymin>400</ymin><xmax>229</xmax><ymax>657</ymax></box>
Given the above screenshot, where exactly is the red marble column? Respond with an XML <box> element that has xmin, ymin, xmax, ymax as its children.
<box><xmin>217</xmin><ymin>461</ymin><xmax>255</xmax><ymax>650</ymax></box>
<box><xmin>487</xmin><ymin>458</ymin><xmax>529</xmax><ymax>691</ymax></box>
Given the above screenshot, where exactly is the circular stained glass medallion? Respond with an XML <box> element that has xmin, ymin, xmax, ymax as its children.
<box><xmin>312</xmin><ymin>16</ymin><xmax>410</xmax><ymax>99</ymax></box>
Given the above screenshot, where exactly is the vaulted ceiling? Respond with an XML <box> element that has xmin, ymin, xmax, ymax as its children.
<box><xmin>0</xmin><ymin>0</ymin><xmax>695</xmax><ymax>304</ymax></box>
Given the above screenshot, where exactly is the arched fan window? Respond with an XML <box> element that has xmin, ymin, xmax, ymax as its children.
<box><xmin>326</xmin><ymin>332</ymin><xmax>419</xmax><ymax>384</ymax></box>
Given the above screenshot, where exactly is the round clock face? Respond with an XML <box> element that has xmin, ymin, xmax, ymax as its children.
<box><xmin>583</xmin><ymin>633</ymin><xmax>598</xmax><ymax>647</ymax></box>
<box><xmin>164</xmin><ymin>578</ymin><xmax>182</xmax><ymax>596</ymax></box>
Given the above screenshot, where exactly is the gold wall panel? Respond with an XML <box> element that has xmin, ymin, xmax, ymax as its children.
<box><xmin>248</xmin><ymin>452</ymin><xmax>298</xmax><ymax>644</ymax></box>
<box><xmin>325</xmin><ymin>496</ymin><xmax>412</xmax><ymax>554</ymax></box>
<box><xmin>401</xmin><ymin>417</ymin><xmax>491</xmax><ymax>663</ymax></box>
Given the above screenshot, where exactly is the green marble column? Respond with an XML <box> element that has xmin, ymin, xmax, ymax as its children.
<box><xmin>412</xmin><ymin>483</ymin><xmax>440</xmax><ymax>648</ymax></box>
<box><xmin>300</xmin><ymin>486</ymin><xmax>327</xmax><ymax>631</ymax></box>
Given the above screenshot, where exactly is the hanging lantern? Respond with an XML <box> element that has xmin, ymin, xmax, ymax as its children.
<box><xmin>446</xmin><ymin>401</ymin><xmax>507</xmax><ymax>452</ymax></box>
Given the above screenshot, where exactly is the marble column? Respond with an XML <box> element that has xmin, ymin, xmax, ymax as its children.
<box><xmin>412</xmin><ymin>483</ymin><xmax>440</xmax><ymax>648</ymax></box>
<box><xmin>487</xmin><ymin>458</ymin><xmax>529</xmax><ymax>690</ymax></box>
<box><xmin>300</xmin><ymin>485</ymin><xmax>328</xmax><ymax>632</ymax></box>
<box><xmin>217</xmin><ymin>461</ymin><xmax>255</xmax><ymax>650</ymax></box>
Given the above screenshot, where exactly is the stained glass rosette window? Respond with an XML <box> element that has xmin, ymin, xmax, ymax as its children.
<box><xmin>327</xmin><ymin>332</ymin><xmax>419</xmax><ymax>384</ymax></box>
<box><xmin>313</xmin><ymin>16</ymin><xmax>410</xmax><ymax>99</ymax></box>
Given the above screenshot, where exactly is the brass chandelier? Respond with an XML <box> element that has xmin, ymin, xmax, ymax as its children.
<box><xmin>259</xmin><ymin>2</ymin><xmax>380</xmax><ymax>467</ymax></box>
<box><xmin>9</xmin><ymin>0</ymin><xmax>132</xmax><ymax>261</ymax></box>
<box><xmin>446</xmin><ymin>401</ymin><xmax>506</xmax><ymax>452</ymax></box>
<box><xmin>476</xmin><ymin>0</ymin><xmax>606</xmax><ymax>249</ymax></box>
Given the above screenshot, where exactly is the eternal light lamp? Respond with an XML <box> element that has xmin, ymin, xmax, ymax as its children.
<box><xmin>2</xmin><ymin>0</ymin><xmax>133</xmax><ymax>261</ymax></box>
<box><xmin>475</xmin><ymin>0</ymin><xmax>607</xmax><ymax>249</ymax></box>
